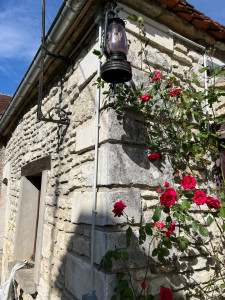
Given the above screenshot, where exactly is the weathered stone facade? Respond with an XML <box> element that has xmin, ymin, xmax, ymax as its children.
<box><xmin>1</xmin><ymin>1</ymin><xmax>225</xmax><ymax>299</ymax></box>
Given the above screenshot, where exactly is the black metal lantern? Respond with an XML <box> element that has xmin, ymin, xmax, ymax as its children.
<box><xmin>101</xmin><ymin>3</ymin><xmax>132</xmax><ymax>84</ymax></box>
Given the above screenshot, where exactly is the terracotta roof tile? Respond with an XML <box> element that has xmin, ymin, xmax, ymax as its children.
<box><xmin>0</xmin><ymin>94</ymin><xmax>11</xmax><ymax>114</ymax></box>
<box><xmin>156</xmin><ymin>0</ymin><xmax>225</xmax><ymax>43</ymax></box>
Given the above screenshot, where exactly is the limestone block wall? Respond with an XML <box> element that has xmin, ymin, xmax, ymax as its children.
<box><xmin>1</xmin><ymin>5</ymin><xmax>225</xmax><ymax>300</ymax></box>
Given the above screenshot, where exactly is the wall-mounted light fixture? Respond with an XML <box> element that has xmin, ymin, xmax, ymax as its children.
<box><xmin>101</xmin><ymin>2</ymin><xmax>132</xmax><ymax>84</ymax></box>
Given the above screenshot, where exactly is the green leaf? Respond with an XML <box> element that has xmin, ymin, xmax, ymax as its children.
<box><xmin>173</xmin><ymin>211</ymin><xmax>180</xmax><ymax>218</ymax></box>
<box><xmin>179</xmin><ymin>241</ymin><xmax>188</xmax><ymax>252</ymax></box>
<box><xmin>179</xmin><ymin>214</ymin><xmax>185</xmax><ymax>222</ymax></box>
<box><xmin>147</xmin><ymin>295</ymin><xmax>155</xmax><ymax>300</ymax></box>
<box><xmin>158</xmin><ymin>252</ymin><xmax>165</xmax><ymax>263</ymax></box>
<box><xmin>139</xmin><ymin>227</ymin><xmax>146</xmax><ymax>244</ymax></box>
<box><xmin>93</xmin><ymin>49</ymin><xmax>101</xmax><ymax>56</ymax></box>
<box><xmin>181</xmin><ymin>199</ymin><xmax>191</xmax><ymax>210</ymax></box>
<box><xmin>145</xmin><ymin>223</ymin><xmax>153</xmax><ymax>235</ymax></box>
<box><xmin>117</xmin><ymin>273</ymin><xmax>125</xmax><ymax>281</ymax></box>
<box><xmin>206</xmin><ymin>215</ymin><xmax>214</xmax><ymax>225</ymax></box>
<box><xmin>192</xmin><ymin>220</ymin><xmax>198</xmax><ymax>231</ymax></box>
<box><xmin>126</xmin><ymin>226</ymin><xmax>132</xmax><ymax>247</ymax></box>
<box><xmin>115</xmin><ymin>280</ymin><xmax>129</xmax><ymax>292</ymax></box>
<box><xmin>104</xmin><ymin>257</ymin><xmax>112</xmax><ymax>269</ymax></box>
<box><xmin>137</xmin><ymin>16</ymin><xmax>144</xmax><ymax>23</ymax></box>
<box><xmin>127</xmin><ymin>14</ymin><xmax>138</xmax><ymax>22</ymax></box>
<box><xmin>198</xmin><ymin>225</ymin><xmax>209</xmax><ymax>237</ymax></box>
<box><xmin>187</xmin><ymin>216</ymin><xmax>192</xmax><ymax>221</ymax></box>
<box><xmin>152</xmin><ymin>249</ymin><xmax>158</xmax><ymax>256</ymax></box>
<box><xmin>122</xmin><ymin>251</ymin><xmax>129</xmax><ymax>261</ymax></box>
<box><xmin>149</xmin><ymin>265</ymin><xmax>158</xmax><ymax>274</ymax></box>
<box><xmin>122</xmin><ymin>287</ymin><xmax>134</xmax><ymax>299</ymax></box>
<box><xmin>219</xmin><ymin>207</ymin><xmax>225</xmax><ymax>218</ymax></box>
<box><xmin>163</xmin><ymin>238</ymin><xmax>172</xmax><ymax>249</ymax></box>
<box><xmin>153</xmin><ymin>207</ymin><xmax>161</xmax><ymax>222</ymax></box>
<box><xmin>163</xmin><ymin>207</ymin><xmax>170</xmax><ymax>214</ymax></box>
<box><xmin>111</xmin><ymin>295</ymin><xmax>117</xmax><ymax>300</ymax></box>
<box><xmin>222</xmin><ymin>223</ymin><xmax>225</xmax><ymax>231</ymax></box>
<box><xmin>199</xmin><ymin>66</ymin><xmax>208</xmax><ymax>73</ymax></box>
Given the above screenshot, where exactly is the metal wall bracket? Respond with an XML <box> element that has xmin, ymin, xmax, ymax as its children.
<box><xmin>37</xmin><ymin>0</ymin><xmax>70</xmax><ymax>126</ymax></box>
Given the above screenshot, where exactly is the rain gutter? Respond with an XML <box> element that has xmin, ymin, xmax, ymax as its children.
<box><xmin>0</xmin><ymin>0</ymin><xmax>90</xmax><ymax>135</ymax></box>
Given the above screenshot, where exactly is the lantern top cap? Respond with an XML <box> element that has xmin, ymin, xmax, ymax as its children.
<box><xmin>108</xmin><ymin>17</ymin><xmax>125</xmax><ymax>27</ymax></box>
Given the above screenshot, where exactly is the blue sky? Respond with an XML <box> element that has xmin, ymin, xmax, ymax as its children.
<box><xmin>0</xmin><ymin>0</ymin><xmax>224</xmax><ymax>96</ymax></box>
<box><xmin>0</xmin><ymin>0</ymin><xmax>62</xmax><ymax>96</ymax></box>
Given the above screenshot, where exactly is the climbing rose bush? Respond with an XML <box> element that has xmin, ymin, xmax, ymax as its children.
<box><xmin>97</xmin><ymin>14</ymin><xmax>225</xmax><ymax>300</ymax></box>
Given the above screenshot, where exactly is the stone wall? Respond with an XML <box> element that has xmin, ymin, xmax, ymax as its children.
<box><xmin>1</xmin><ymin>4</ymin><xmax>225</xmax><ymax>300</ymax></box>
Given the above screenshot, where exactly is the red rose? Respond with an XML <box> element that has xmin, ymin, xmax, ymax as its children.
<box><xmin>167</xmin><ymin>81</ymin><xmax>173</xmax><ymax>88</ymax></box>
<box><xmin>141</xmin><ymin>281</ymin><xmax>147</xmax><ymax>289</ymax></box>
<box><xmin>160</xmin><ymin>287</ymin><xmax>173</xmax><ymax>300</ymax></box>
<box><xmin>160</xmin><ymin>188</ymin><xmax>177</xmax><ymax>207</ymax></box>
<box><xmin>184</xmin><ymin>71</ymin><xmax>187</xmax><ymax>74</ymax></box>
<box><xmin>140</xmin><ymin>94</ymin><xmax>151</xmax><ymax>102</ymax></box>
<box><xmin>112</xmin><ymin>201</ymin><xmax>126</xmax><ymax>217</ymax></box>
<box><xmin>165</xmin><ymin>222</ymin><xmax>175</xmax><ymax>237</ymax></box>
<box><xmin>181</xmin><ymin>175</ymin><xmax>196</xmax><ymax>190</ymax></box>
<box><xmin>165</xmin><ymin>182</ymin><xmax>170</xmax><ymax>187</ymax></box>
<box><xmin>155</xmin><ymin>222</ymin><xmax>165</xmax><ymax>229</ymax></box>
<box><xmin>169</xmin><ymin>88</ymin><xmax>181</xmax><ymax>97</ymax></box>
<box><xmin>148</xmin><ymin>152</ymin><xmax>160</xmax><ymax>162</ymax></box>
<box><xmin>157</xmin><ymin>189</ymin><xmax>161</xmax><ymax>193</ymax></box>
<box><xmin>192</xmin><ymin>190</ymin><xmax>207</xmax><ymax>205</ymax></box>
<box><xmin>206</xmin><ymin>197</ymin><xmax>221</xmax><ymax>210</ymax></box>
<box><xmin>152</xmin><ymin>70</ymin><xmax>162</xmax><ymax>81</ymax></box>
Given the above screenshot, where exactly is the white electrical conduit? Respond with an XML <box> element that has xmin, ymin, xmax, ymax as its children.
<box><xmin>90</xmin><ymin>20</ymin><xmax>102</xmax><ymax>296</ymax></box>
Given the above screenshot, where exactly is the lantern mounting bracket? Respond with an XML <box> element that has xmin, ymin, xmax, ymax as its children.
<box><xmin>37</xmin><ymin>0</ymin><xmax>70</xmax><ymax>125</ymax></box>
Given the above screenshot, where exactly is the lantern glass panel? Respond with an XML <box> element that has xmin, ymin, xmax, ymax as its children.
<box><xmin>106</xmin><ymin>22</ymin><xmax>128</xmax><ymax>55</ymax></box>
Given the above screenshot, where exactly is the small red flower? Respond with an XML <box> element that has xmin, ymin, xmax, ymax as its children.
<box><xmin>112</xmin><ymin>201</ymin><xmax>126</xmax><ymax>217</ymax></box>
<box><xmin>157</xmin><ymin>189</ymin><xmax>161</xmax><ymax>193</ymax></box>
<box><xmin>160</xmin><ymin>188</ymin><xmax>177</xmax><ymax>207</ymax></box>
<box><xmin>184</xmin><ymin>71</ymin><xmax>187</xmax><ymax>74</ymax></box>
<box><xmin>160</xmin><ymin>287</ymin><xmax>173</xmax><ymax>300</ymax></box>
<box><xmin>181</xmin><ymin>175</ymin><xmax>196</xmax><ymax>190</ymax></box>
<box><xmin>155</xmin><ymin>222</ymin><xmax>165</xmax><ymax>229</ymax></box>
<box><xmin>167</xmin><ymin>81</ymin><xmax>173</xmax><ymax>88</ymax></box>
<box><xmin>165</xmin><ymin>222</ymin><xmax>175</xmax><ymax>237</ymax></box>
<box><xmin>206</xmin><ymin>197</ymin><xmax>221</xmax><ymax>210</ymax></box>
<box><xmin>192</xmin><ymin>190</ymin><xmax>207</xmax><ymax>205</ymax></box>
<box><xmin>165</xmin><ymin>182</ymin><xmax>170</xmax><ymax>187</ymax></box>
<box><xmin>152</xmin><ymin>70</ymin><xmax>162</xmax><ymax>81</ymax></box>
<box><xmin>141</xmin><ymin>281</ymin><xmax>147</xmax><ymax>289</ymax></box>
<box><xmin>140</xmin><ymin>94</ymin><xmax>151</xmax><ymax>102</ymax></box>
<box><xmin>174</xmin><ymin>173</ymin><xmax>179</xmax><ymax>177</ymax></box>
<box><xmin>148</xmin><ymin>152</ymin><xmax>160</xmax><ymax>162</ymax></box>
<box><xmin>169</xmin><ymin>88</ymin><xmax>181</xmax><ymax>97</ymax></box>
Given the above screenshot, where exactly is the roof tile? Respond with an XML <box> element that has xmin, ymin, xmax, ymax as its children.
<box><xmin>156</xmin><ymin>0</ymin><xmax>225</xmax><ymax>43</ymax></box>
<box><xmin>0</xmin><ymin>94</ymin><xmax>11</xmax><ymax>114</ymax></box>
